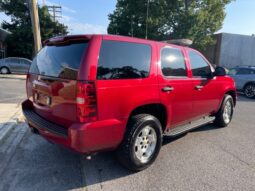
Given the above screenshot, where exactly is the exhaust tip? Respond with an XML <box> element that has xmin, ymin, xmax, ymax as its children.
<box><xmin>31</xmin><ymin>128</ymin><xmax>39</xmax><ymax>135</ymax></box>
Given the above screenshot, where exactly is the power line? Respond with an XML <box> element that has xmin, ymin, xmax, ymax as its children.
<box><xmin>46</xmin><ymin>5</ymin><xmax>62</xmax><ymax>22</ymax></box>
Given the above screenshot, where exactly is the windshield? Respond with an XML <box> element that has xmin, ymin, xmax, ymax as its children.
<box><xmin>29</xmin><ymin>40</ymin><xmax>88</xmax><ymax>80</ymax></box>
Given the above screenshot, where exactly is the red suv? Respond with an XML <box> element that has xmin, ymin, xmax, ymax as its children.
<box><xmin>22</xmin><ymin>35</ymin><xmax>236</xmax><ymax>171</ymax></box>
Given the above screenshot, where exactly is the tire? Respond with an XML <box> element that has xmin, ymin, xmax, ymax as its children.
<box><xmin>0</xmin><ymin>67</ymin><xmax>10</xmax><ymax>74</ymax></box>
<box><xmin>243</xmin><ymin>83</ymin><xmax>255</xmax><ymax>98</ymax></box>
<box><xmin>214</xmin><ymin>95</ymin><xmax>234</xmax><ymax>127</ymax></box>
<box><xmin>116</xmin><ymin>114</ymin><xmax>162</xmax><ymax>171</ymax></box>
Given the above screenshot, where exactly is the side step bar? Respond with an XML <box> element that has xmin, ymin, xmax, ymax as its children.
<box><xmin>164</xmin><ymin>116</ymin><xmax>215</xmax><ymax>137</ymax></box>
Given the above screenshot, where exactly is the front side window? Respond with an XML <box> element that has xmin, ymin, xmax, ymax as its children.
<box><xmin>97</xmin><ymin>40</ymin><xmax>151</xmax><ymax>80</ymax></box>
<box><xmin>161</xmin><ymin>47</ymin><xmax>187</xmax><ymax>77</ymax></box>
<box><xmin>228</xmin><ymin>68</ymin><xmax>238</xmax><ymax>75</ymax></box>
<box><xmin>188</xmin><ymin>50</ymin><xmax>212</xmax><ymax>78</ymax></box>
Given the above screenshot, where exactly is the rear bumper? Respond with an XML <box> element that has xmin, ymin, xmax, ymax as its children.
<box><xmin>22</xmin><ymin>100</ymin><xmax>126</xmax><ymax>153</ymax></box>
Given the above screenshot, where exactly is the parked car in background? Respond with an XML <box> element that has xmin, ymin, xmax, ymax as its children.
<box><xmin>0</xmin><ymin>57</ymin><xmax>32</xmax><ymax>74</ymax></box>
<box><xmin>228</xmin><ymin>66</ymin><xmax>255</xmax><ymax>98</ymax></box>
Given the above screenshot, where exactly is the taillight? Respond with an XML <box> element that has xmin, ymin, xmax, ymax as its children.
<box><xmin>26</xmin><ymin>73</ymin><xmax>30</xmax><ymax>99</ymax></box>
<box><xmin>76</xmin><ymin>81</ymin><xmax>97</xmax><ymax>123</ymax></box>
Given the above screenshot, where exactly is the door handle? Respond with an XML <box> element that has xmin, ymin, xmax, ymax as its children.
<box><xmin>195</xmin><ymin>85</ymin><xmax>204</xmax><ymax>90</ymax></box>
<box><xmin>162</xmin><ymin>86</ymin><xmax>174</xmax><ymax>92</ymax></box>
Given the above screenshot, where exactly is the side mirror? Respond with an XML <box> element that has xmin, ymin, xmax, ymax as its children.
<box><xmin>214</xmin><ymin>66</ymin><xmax>226</xmax><ymax>76</ymax></box>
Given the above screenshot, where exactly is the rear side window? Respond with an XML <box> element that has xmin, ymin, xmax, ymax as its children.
<box><xmin>236</xmin><ymin>68</ymin><xmax>254</xmax><ymax>75</ymax></box>
<box><xmin>29</xmin><ymin>40</ymin><xmax>88</xmax><ymax>80</ymax></box>
<box><xmin>6</xmin><ymin>58</ymin><xmax>19</xmax><ymax>63</ymax></box>
<box><xmin>188</xmin><ymin>50</ymin><xmax>212</xmax><ymax>78</ymax></box>
<box><xmin>161</xmin><ymin>47</ymin><xmax>187</xmax><ymax>77</ymax></box>
<box><xmin>21</xmin><ymin>59</ymin><xmax>31</xmax><ymax>65</ymax></box>
<box><xmin>97</xmin><ymin>40</ymin><xmax>151</xmax><ymax>80</ymax></box>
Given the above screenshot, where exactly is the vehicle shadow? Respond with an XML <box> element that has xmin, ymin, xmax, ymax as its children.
<box><xmin>163</xmin><ymin>123</ymin><xmax>218</xmax><ymax>145</ymax></box>
<box><xmin>237</xmin><ymin>94</ymin><xmax>255</xmax><ymax>102</ymax></box>
<box><xmin>82</xmin><ymin>122</ymin><xmax>220</xmax><ymax>188</ymax></box>
<box><xmin>0</xmin><ymin>122</ymin><xmax>85</xmax><ymax>191</ymax></box>
<box><xmin>0</xmin><ymin>121</ymin><xmax>225</xmax><ymax>190</ymax></box>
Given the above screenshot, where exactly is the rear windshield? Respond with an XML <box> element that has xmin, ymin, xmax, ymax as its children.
<box><xmin>29</xmin><ymin>40</ymin><xmax>88</xmax><ymax>79</ymax></box>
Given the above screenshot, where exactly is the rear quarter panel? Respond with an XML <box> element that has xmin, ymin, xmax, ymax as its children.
<box><xmin>215</xmin><ymin>76</ymin><xmax>237</xmax><ymax>111</ymax></box>
<box><xmin>81</xmin><ymin>36</ymin><xmax>160</xmax><ymax>142</ymax></box>
<box><xmin>95</xmin><ymin>36</ymin><xmax>160</xmax><ymax>120</ymax></box>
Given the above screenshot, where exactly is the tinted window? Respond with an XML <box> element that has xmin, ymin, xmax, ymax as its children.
<box><xmin>97</xmin><ymin>40</ymin><xmax>151</xmax><ymax>80</ymax></box>
<box><xmin>237</xmin><ymin>68</ymin><xmax>254</xmax><ymax>75</ymax></box>
<box><xmin>21</xmin><ymin>59</ymin><xmax>31</xmax><ymax>65</ymax></box>
<box><xmin>6</xmin><ymin>58</ymin><xmax>18</xmax><ymax>63</ymax></box>
<box><xmin>188</xmin><ymin>51</ymin><xmax>212</xmax><ymax>78</ymax></box>
<box><xmin>228</xmin><ymin>68</ymin><xmax>238</xmax><ymax>75</ymax></box>
<box><xmin>29</xmin><ymin>41</ymin><xmax>88</xmax><ymax>80</ymax></box>
<box><xmin>161</xmin><ymin>47</ymin><xmax>187</xmax><ymax>77</ymax></box>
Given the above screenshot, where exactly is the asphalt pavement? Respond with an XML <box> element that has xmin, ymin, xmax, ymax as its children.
<box><xmin>0</xmin><ymin>77</ymin><xmax>255</xmax><ymax>191</ymax></box>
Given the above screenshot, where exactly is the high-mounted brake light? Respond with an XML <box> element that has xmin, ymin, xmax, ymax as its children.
<box><xmin>76</xmin><ymin>81</ymin><xmax>97</xmax><ymax>123</ymax></box>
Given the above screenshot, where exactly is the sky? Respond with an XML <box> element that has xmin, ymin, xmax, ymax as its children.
<box><xmin>0</xmin><ymin>0</ymin><xmax>254</xmax><ymax>36</ymax></box>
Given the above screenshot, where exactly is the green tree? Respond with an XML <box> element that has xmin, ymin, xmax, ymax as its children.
<box><xmin>0</xmin><ymin>0</ymin><xmax>68</xmax><ymax>59</ymax></box>
<box><xmin>108</xmin><ymin>0</ymin><xmax>233</xmax><ymax>51</ymax></box>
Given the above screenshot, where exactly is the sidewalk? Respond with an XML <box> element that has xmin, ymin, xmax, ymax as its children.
<box><xmin>0</xmin><ymin>74</ymin><xmax>26</xmax><ymax>80</ymax></box>
<box><xmin>0</xmin><ymin>103</ymin><xmax>24</xmax><ymax>143</ymax></box>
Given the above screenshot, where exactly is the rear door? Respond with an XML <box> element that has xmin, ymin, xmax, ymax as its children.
<box><xmin>27</xmin><ymin>38</ymin><xmax>89</xmax><ymax>127</ymax></box>
<box><xmin>8</xmin><ymin>58</ymin><xmax>21</xmax><ymax>73</ymax></box>
<box><xmin>158</xmin><ymin>45</ymin><xmax>193</xmax><ymax>128</ymax></box>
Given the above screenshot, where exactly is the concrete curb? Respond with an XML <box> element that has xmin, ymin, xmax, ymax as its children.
<box><xmin>0</xmin><ymin>74</ymin><xmax>26</xmax><ymax>80</ymax></box>
<box><xmin>0</xmin><ymin>106</ymin><xmax>24</xmax><ymax>144</ymax></box>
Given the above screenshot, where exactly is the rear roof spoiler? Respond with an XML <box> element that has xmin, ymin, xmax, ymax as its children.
<box><xmin>162</xmin><ymin>39</ymin><xmax>193</xmax><ymax>46</ymax></box>
<box><xmin>44</xmin><ymin>35</ymin><xmax>91</xmax><ymax>46</ymax></box>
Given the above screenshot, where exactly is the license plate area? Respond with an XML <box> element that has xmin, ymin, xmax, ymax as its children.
<box><xmin>34</xmin><ymin>92</ymin><xmax>51</xmax><ymax>106</ymax></box>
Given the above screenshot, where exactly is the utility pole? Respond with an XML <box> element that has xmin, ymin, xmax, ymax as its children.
<box><xmin>130</xmin><ymin>15</ymin><xmax>134</xmax><ymax>37</ymax></box>
<box><xmin>29</xmin><ymin>0</ymin><xmax>42</xmax><ymax>53</ymax></box>
<box><xmin>145</xmin><ymin>0</ymin><xmax>150</xmax><ymax>39</ymax></box>
<box><xmin>185</xmin><ymin>0</ymin><xmax>192</xmax><ymax>11</ymax></box>
<box><xmin>46</xmin><ymin>5</ymin><xmax>62</xmax><ymax>23</ymax></box>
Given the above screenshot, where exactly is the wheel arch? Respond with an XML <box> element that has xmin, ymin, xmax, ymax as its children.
<box><xmin>243</xmin><ymin>81</ymin><xmax>255</xmax><ymax>90</ymax></box>
<box><xmin>127</xmin><ymin>103</ymin><xmax>167</xmax><ymax>132</ymax></box>
<box><xmin>0</xmin><ymin>66</ymin><xmax>10</xmax><ymax>73</ymax></box>
<box><xmin>225</xmin><ymin>90</ymin><xmax>237</xmax><ymax>106</ymax></box>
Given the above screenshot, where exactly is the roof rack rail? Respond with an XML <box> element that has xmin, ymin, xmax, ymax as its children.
<box><xmin>162</xmin><ymin>39</ymin><xmax>193</xmax><ymax>46</ymax></box>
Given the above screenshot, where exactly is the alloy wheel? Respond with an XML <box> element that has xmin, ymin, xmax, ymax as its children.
<box><xmin>223</xmin><ymin>100</ymin><xmax>232</xmax><ymax>124</ymax></box>
<box><xmin>134</xmin><ymin>125</ymin><xmax>157</xmax><ymax>163</ymax></box>
<box><xmin>244</xmin><ymin>85</ymin><xmax>255</xmax><ymax>98</ymax></box>
<box><xmin>0</xmin><ymin>67</ymin><xmax>8</xmax><ymax>74</ymax></box>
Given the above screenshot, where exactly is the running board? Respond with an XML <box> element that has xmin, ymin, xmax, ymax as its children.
<box><xmin>164</xmin><ymin>116</ymin><xmax>215</xmax><ymax>137</ymax></box>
